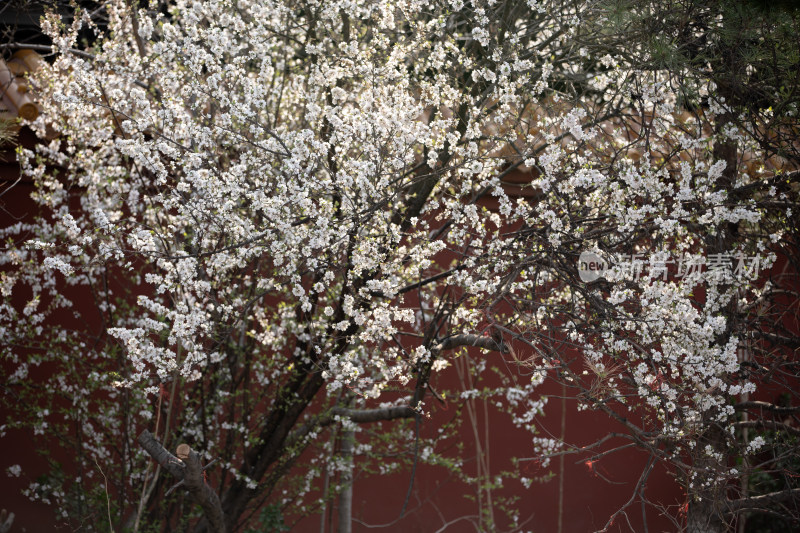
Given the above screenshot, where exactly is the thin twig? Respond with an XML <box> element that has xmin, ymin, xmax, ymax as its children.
<box><xmin>94</xmin><ymin>457</ymin><xmax>115</xmax><ymax>533</ymax></box>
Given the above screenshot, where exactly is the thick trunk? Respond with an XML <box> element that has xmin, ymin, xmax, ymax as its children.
<box><xmin>686</xmin><ymin>60</ymin><xmax>741</xmax><ymax>531</ymax></box>
<box><xmin>687</xmin><ymin>496</ymin><xmax>727</xmax><ymax>533</ymax></box>
<box><xmin>138</xmin><ymin>431</ymin><xmax>226</xmax><ymax>533</ymax></box>
<box><xmin>218</xmin><ymin>371</ymin><xmax>326</xmax><ymax>532</ymax></box>
<box><xmin>686</xmin><ymin>429</ymin><xmax>729</xmax><ymax>533</ymax></box>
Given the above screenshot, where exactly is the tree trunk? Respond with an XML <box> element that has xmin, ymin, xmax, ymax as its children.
<box><xmin>686</xmin><ymin>23</ymin><xmax>742</xmax><ymax>522</ymax></box>
<box><xmin>337</xmin><ymin>429</ymin><xmax>354</xmax><ymax>533</ymax></box>
<box><xmin>687</xmin><ymin>496</ymin><xmax>727</xmax><ymax>533</ymax></box>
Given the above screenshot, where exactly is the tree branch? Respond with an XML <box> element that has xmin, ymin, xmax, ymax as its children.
<box><xmin>734</xmin><ymin>401</ymin><xmax>800</xmax><ymax>414</ymax></box>
<box><xmin>137</xmin><ymin>430</ymin><xmax>226</xmax><ymax>533</ymax></box>
<box><xmin>137</xmin><ymin>429</ymin><xmax>185</xmax><ymax>479</ymax></box>
<box><xmin>331</xmin><ymin>406</ymin><xmax>417</xmax><ymax>423</ymax></box>
<box><xmin>434</xmin><ymin>334</ymin><xmax>507</xmax><ymax>354</ymax></box>
<box><xmin>727</xmin><ymin>487</ymin><xmax>800</xmax><ymax>514</ymax></box>
<box><xmin>732</xmin><ymin>420</ymin><xmax>800</xmax><ymax>438</ymax></box>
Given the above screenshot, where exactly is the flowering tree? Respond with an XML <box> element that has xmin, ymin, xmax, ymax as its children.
<box><xmin>2</xmin><ymin>0</ymin><xmax>799</xmax><ymax>532</ymax></box>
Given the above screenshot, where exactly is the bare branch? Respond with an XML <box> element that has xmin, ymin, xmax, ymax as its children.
<box><xmin>137</xmin><ymin>429</ymin><xmax>185</xmax><ymax>479</ymax></box>
<box><xmin>727</xmin><ymin>487</ymin><xmax>800</xmax><ymax>514</ymax></box>
<box><xmin>734</xmin><ymin>401</ymin><xmax>800</xmax><ymax>414</ymax></box>
<box><xmin>331</xmin><ymin>405</ymin><xmax>416</xmax><ymax>423</ymax></box>
<box><xmin>137</xmin><ymin>430</ymin><xmax>226</xmax><ymax>533</ymax></box>
<box><xmin>732</xmin><ymin>421</ymin><xmax>800</xmax><ymax>438</ymax></box>
<box><xmin>183</xmin><ymin>450</ymin><xmax>226</xmax><ymax>533</ymax></box>
<box><xmin>434</xmin><ymin>334</ymin><xmax>507</xmax><ymax>354</ymax></box>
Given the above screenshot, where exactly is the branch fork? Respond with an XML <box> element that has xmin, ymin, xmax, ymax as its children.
<box><xmin>137</xmin><ymin>430</ymin><xmax>226</xmax><ymax>533</ymax></box>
